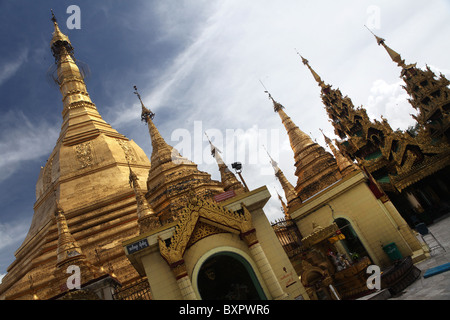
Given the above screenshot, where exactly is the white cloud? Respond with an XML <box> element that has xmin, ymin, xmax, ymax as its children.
<box><xmin>0</xmin><ymin>219</ymin><xmax>29</xmax><ymax>283</ymax></box>
<box><xmin>366</xmin><ymin>79</ymin><xmax>417</xmax><ymax>130</ymax></box>
<box><xmin>0</xmin><ymin>49</ymin><xmax>28</xmax><ymax>87</ymax></box>
<box><xmin>0</xmin><ymin>220</ymin><xmax>29</xmax><ymax>252</ymax></box>
<box><xmin>0</xmin><ymin>110</ymin><xmax>59</xmax><ymax>182</ymax></box>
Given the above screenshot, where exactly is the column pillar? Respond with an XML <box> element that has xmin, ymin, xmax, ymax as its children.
<box><xmin>241</xmin><ymin>229</ymin><xmax>287</xmax><ymax>300</ymax></box>
<box><xmin>406</xmin><ymin>192</ymin><xmax>424</xmax><ymax>213</ymax></box>
<box><xmin>171</xmin><ymin>260</ymin><xmax>198</xmax><ymax>300</ymax></box>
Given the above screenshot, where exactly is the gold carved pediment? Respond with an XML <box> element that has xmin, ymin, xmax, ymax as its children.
<box><xmin>186</xmin><ymin>221</ymin><xmax>227</xmax><ymax>248</ymax></box>
<box><xmin>158</xmin><ymin>193</ymin><xmax>253</xmax><ymax>265</ymax></box>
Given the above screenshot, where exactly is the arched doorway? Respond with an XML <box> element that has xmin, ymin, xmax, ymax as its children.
<box><xmin>334</xmin><ymin>218</ymin><xmax>372</xmax><ymax>262</ymax></box>
<box><xmin>196</xmin><ymin>251</ymin><xmax>267</xmax><ymax>300</ymax></box>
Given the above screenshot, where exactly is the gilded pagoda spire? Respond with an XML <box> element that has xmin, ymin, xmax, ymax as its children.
<box><xmin>365</xmin><ymin>26</ymin><xmax>407</xmax><ymax>69</ymax></box>
<box><xmin>266</xmin><ymin>91</ymin><xmax>315</xmax><ymax>156</ymax></box>
<box><xmin>320</xmin><ymin>129</ymin><xmax>359</xmax><ymax>176</ymax></box>
<box><xmin>134</xmin><ymin>86</ymin><xmax>188</xmax><ymax>168</ymax></box>
<box><xmin>264</xmin><ymin>146</ymin><xmax>301</xmax><ymax>210</ymax></box>
<box><xmin>265</xmin><ymin>91</ymin><xmax>341</xmax><ymax>201</ymax></box>
<box><xmin>133</xmin><ymin>86</ymin><xmax>225</xmax><ymax>225</ymax></box>
<box><xmin>275</xmin><ymin>189</ymin><xmax>290</xmax><ymax>220</ymax></box>
<box><xmin>296</xmin><ymin>50</ymin><xmax>328</xmax><ymax>89</ymax></box>
<box><xmin>49</xmin><ymin>10</ymin><xmax>127</xmax><ymax>145</ymax></box>
<box><xmin>128</xmin><ymin>165</ymin><xmax>161</xmax><ymax>233</ymax></box>
<box><xmin>50</xmin><ymin>11</ymin><xmax>96</xmax><ymax>118</ymax></box>
<box><xmin>54</xmin><ymin>200</ymin><xmax>109</xmax><ymax>293</ymax></box>
<box><xmin>54</xmin><ymin>201</ymin><xmax>84</xmax><ymax>267</ymax></box>
<box><xmin>50</xmin><ymin>9</ymin><xmax>71</xmax><ymax>52</ymax></box>
<box><xmin>205</xmin><ymin>133</ymin><xmax>245</xmax><ymax>194</ymax></box>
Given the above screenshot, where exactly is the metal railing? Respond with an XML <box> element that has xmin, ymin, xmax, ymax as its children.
<box><xmin>271</xmin><ymin>219</ymin><xmax>304</xmax><ymax>258</ymax></box>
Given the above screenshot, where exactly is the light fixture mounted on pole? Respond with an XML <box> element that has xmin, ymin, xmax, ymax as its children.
<box><xmin>231</xmin><ymin>162</ymin><xmax>250</xmax><ymax>192</ymax></box>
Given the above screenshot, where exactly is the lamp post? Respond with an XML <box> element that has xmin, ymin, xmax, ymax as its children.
<box><xmin>231</xmin><ymin>162</ymin><xmax>250</xmax><ymax>192</ymax></box>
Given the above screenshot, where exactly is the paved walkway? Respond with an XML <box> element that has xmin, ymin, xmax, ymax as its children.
<box><xmin>389</xmin><ymin>214</ymin><xmax>450</xmax><ymax>300</ymax></box>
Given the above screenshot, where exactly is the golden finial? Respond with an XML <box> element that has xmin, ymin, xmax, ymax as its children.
<box><xmin>262</xmin><ymin>144</ymin><xmax>279</xmax><ymax>172</ymax></box>
<box><xmin>259</xmin><ymin>80</ymin><xmax>284</xmax><ymax>112</ymax></box>
<box><xmin>51</xmin><ymin>9</ymin><xmax>57</xmax><ymax>23</ymax></box>
<box><xmin>364</xmin><ymin>25</ymin><xmax>406</xmax><ymax>68</ymax></box>
<box><xmin>294</xmin><ymin>48</ymin><xmax>309</xmax><ymax>66</ymax></box>
<box><xmin>50</xmin><ymin>9</ymin><xmax>72</xmax><ymax>60</ymax></box>
<box><xmin>319</xmin><ymin>128</ymin><xmax>333</xmax><ymax>145</ymax></box>
<box><xmin>133</xmin><ymin>85</ymin><xmax>155</xmax><ymax>122</ymax></box>
<box><xmin>295</xmin><ymin>50</ymin><xmax>326</xmax><ymax>88</ymax></box>
<box><xmin>205</xmin><ymin>132</ymin><xmax>222</xmax><ymax>158</ymax></box>
<box><xmin>364</xmin><ymin>25</ymin><xmax>385</xmax><ymax>45</ymax></box>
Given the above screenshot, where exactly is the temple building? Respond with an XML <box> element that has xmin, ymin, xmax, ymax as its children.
<box><xmin>266</xmin><ymin>93</ymin><xmax>426</xmax><ymax>299</ymax></box>
<box><xmin>122</xmin><ymin>87</ymin><xmax>308</xmax><ymax>300</ymax></box>
<box><xmin>297</xmin><ymin>38</ymin><xmax>450</xmax><ymax>228</ymax></box>
<box><xmin>0</xmin><ymin>13</ymin><xmax>308</xmax><ymax>301</ymax></box>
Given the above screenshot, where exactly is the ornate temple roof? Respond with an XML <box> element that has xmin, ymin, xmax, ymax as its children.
<box><xmin>299</xmin><ymin>52</ymin><xmax>450</xmax><ymax>193</ymax></box>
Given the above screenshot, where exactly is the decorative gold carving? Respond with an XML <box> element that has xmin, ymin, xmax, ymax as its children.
<box><xmin>187</xmin><ymin>221</ymin><xmax>226</xmax><ymax>248</ymax></box>
<box><xmin>171</xmin><ymin>261</ymin><xmax>188</xmax><ymax>280</ymax></box>
<box><xmin>75</xmin><ymin>141</ymin><xmax>93</xmax><ymax>169</ymax></box>
<box><xmin>301</xmin><ymin>222</ymin><xmax>339</xmax><ymax>249</ymax></box>
<box><xmin>43</xmin><ymin>155</ymin><xmax>54</xmax><ymax>188</ymax></box>
<box><xmin>117</xmin><ymin>139</ymin><xmax>136</xmax><ymax>163</ymax></box>
<box><xmin>158</xmin><ymin>194</ymin><xmax>253</xmax><ymax>265</ymax></box>
<box><xmin>311</xmin><ymin>50</ymin><xmax>450</xmax><ymax>194</ymax></box>
<box><xmin>59</xmin><ymin>289</ymin><xmax>100</xmax><ymax>300</ymax></box>
<box><xmin>241</xmin><ymin>229</ymin><xmax>258</xmax><ymax>247</ymax></box>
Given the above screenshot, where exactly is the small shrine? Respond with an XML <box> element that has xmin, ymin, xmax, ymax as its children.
<box><xmin>274</xmin><ymin>221</ymin><xmax>369</xmax><ymax>300</ymax></box>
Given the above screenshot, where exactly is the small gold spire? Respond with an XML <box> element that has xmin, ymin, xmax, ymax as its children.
<box><xmin>263</xmin><ymin>145</ymin><xmax>281</xmax><ymax>174</ymax></box>
<box><xmin>128</xmin><ymin>165</ymin><xmax>160</xmax><ymax>233</ymax></box>
<box><xmin>320</xmin><ymin>129</ymin><xmax>359</xmax><ymax>176</ymax></box>
<box><xmin>205</xmin><ymin>132</ymin><xmax>224</xmax><ymax>165</ymax></box>
<box><xmin>133</xmin><ymin>86</ymin><xmax>182</xmax><ymax>167</ymax></box>
<box><xmin>51</xmin><ymin>9</ymin><xmax>57</xmax><ymax>23</ymax></box>
<box><xmin>263</xmin><ymin>146</ymin><xmax>301</xmax><ymax>209</ymax></box>
<box><xmin>274</xmin><ymin>188</ymin><xmax>290</xmax><ymax>220</ymax></box>
<box><xmin>50</xmin><ymin>10</ymin><xmax>71</xmax><ymax>50</ymax></box>
<box><xmin>264</xmin><ymin>90</ymin><xmax>315</xmax><ymax>155</ymax></box>
<box><xmin>54</xmin><ymin>201</ymin><xmax>84</xmax><ymax>266</ymax></box>
<box><xmin>260</xmin><ymin>80</ymin><xmax>284</xmax><ymax>112</ymax></box>
<box><xmin>365</xmin><ymin>26</ymin><xmax>407</xmax><ymax>68</ymax></box>
<box><xmin>133</xmin><ymin>85</ymin><xmax>155</xmax><ymax>122</ymax></box>
<box><xmin>296</xmin><ymin>50</ymin><xmax>327</xmax><ymax>88</ymax></box>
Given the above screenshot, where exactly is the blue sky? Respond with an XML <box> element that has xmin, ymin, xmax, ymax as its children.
<box><xmin>1</xmin><ymin>0</ymin><xmax>449</xmax><ymax>281</ymax></box>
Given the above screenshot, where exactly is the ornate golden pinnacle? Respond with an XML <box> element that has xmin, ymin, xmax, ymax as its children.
<box><xmin>133</xmin><ymin>85</ymin><xmax>155</xmax><ymax>122</ymax></box>
<box><xmin>51</xmin><ymin>9</ymin><xmax>57</xmax><ymax>23</ymax></box>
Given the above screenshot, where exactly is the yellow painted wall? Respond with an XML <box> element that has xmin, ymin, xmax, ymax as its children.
<box><xmin>291</xmin><ymin>172</ymin><xmax>422</xmax><ymax>268</ymax></box>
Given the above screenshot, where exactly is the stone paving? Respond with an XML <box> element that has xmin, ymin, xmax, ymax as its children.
<box><xmin>389</xmin><ymin>214</ymin><xmax>450</xmax><ymax>300</ymax></box>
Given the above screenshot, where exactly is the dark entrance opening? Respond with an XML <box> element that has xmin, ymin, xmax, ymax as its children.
<box><xmin>197</xmin><ymin>251</ymin><xmax>267</xmax><ymax>300</ymax></box>
<box><xmin>335</xmin><ymin>218</ymin><xmax>372</xmax><ymax>263</ymax></box>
